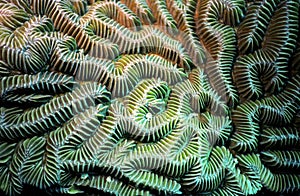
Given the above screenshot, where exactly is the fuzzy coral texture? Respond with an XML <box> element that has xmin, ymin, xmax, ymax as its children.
<box><xmin>0</xmin><ymin>0</ymin><xmax>300</xmax><ymax>195</ymax></box>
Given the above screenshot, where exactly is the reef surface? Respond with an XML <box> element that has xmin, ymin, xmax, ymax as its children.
<box><xmin>0</xmin><ymin>0</ymin><xmax>300</xmax><ymax>195</ymax></box>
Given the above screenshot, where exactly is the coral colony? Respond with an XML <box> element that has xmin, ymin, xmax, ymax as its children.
<box><xmin>0</xmin><ymin>0</ymin><xmax>300</xmax><ymax>195</ymax></box>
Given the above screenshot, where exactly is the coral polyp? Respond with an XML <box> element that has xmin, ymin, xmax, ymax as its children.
<box><xmin>0</xmin><ymin>0</ymin><xmax>299</xmax><ymax>195</ymax></box>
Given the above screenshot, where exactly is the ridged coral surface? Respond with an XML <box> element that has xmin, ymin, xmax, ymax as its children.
<box><xmin>0</xmin><ymin>0</ymin><xmax>299</xmax><ymax>195</ymax></box>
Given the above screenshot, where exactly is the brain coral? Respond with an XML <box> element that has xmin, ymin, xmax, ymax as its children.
<box><xmin>0</xmin><ymin>0</ymin><xmax>299</xmax><ymax>195</ymax></box>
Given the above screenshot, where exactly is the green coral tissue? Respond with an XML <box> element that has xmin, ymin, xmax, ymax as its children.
<box><xmin>0</xmin><ymin>0</ymin><xmax>300</xmax><ymax>195</ymax></box>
